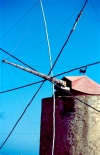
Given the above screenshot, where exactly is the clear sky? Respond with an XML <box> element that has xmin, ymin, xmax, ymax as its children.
<box><xmin>0</xmin><ymin>0</ymin><xmax>100</xmax><ymax>155</ymax></box>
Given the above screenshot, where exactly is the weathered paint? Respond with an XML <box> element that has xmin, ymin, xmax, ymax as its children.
<box><xmin>40</xmin><ymin>96</ymin><xmax>100</xmax><ymax>155</ymax></box>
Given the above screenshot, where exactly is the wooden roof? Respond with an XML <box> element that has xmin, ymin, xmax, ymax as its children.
<box><xmin>62</xmin><ymin>76</ymin><xmax>100</xmax><ymax>95</ymax></box>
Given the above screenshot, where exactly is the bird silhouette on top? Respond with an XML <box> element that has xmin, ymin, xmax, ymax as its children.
<box><xmin>79</xmin><ymin>66</ymin><xmax>87</xmax><ymax>74</ymax></box>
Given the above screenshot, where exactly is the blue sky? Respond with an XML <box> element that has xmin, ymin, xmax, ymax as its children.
<box><xmin>0</xmin><ymin>0</ymin><xmax>100</xmax><ymax>155</ymax></box>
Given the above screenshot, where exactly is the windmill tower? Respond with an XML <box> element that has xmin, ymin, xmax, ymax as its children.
<box><xmin>40</xmin><ymin>76</ymin><xmax>100</xmax><ymax>155</ymax></box>
<box><xmin>2</xmin><ymin>60</ymin><xmax>100</xmax><ymax>155</ymax></box>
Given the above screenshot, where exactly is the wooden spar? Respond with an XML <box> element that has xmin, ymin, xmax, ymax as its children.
<box><xmin>2</xmin><ymin>60</ymin><xmax>70</xmax><ymax>90</ymax></box>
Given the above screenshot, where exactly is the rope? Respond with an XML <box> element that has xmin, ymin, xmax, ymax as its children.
<box><xmin>48</xmin><ymin>0</ymin><xmax>88</xmax><ymax>75</ymax></box>
<box><xmin>90</xmin><ymin>0</ymin><xmax>100</xmax><ymax>22</ymax></box>
<box><xmin>39</xmin><ymin>1</ymin><xmax>55</xmax><ymax>154</ymax></box>
<box><xmin>54</xmin><ymin>61</ymin><xmax>100</xmax><ymax>77</ymax></box>
<box><xmin>0</xmin><ymin>60</ymin><xmax>100</xmax><ymax>94</ymax></box>
<box><xmin>0</xmin><ymin>1</ymin><xmax>39</xmax><ymax>40</ymax></box>
<box><xmin>0</xmin><ymin>81</ymin><xmax>44</xmax><ymax>149</ymax></box>
<box><xmin>0</xmin><ymin>66</ymin><xmax>99</xmax><ymax>150</ymax></box>
<box><xmin>3</xmin><ymin>63</ymin><xmax>40</xmax><ymax>140</ymax></box>
<box><xmin>0</xmin><ymin>48</ymin><xmax>37</xmax><ymax>71</ymax></box>
<box><xmin>55</xmin><ymin>83</ymin><xmax>100</xmax><ymax>113</ymax></box>
<box><xmin>5</xmin><ymin>14</ymin><xmax>34</xmax><ymax>60</ymax></box>
<box><xmin>0</xmin><ymin>0</ymin><xmax>91</xmax><ymax>150</ymax></box>
<box><xmin>0</xmin><ymin>80</ymin><xmax>44</xmax><ymax>93</ymax></box>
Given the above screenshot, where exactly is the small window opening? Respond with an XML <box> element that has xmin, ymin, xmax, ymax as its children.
<box><xmin>63</xmin><ymin>97</ymin><xmax>75</xmax><ymax>114</ymax></box>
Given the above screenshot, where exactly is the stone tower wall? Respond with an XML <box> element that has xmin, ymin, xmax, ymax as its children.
<box><xmin>40</xmin><ymin>95</ymin><xmax>100</xmax><ymax>155</ymax></box>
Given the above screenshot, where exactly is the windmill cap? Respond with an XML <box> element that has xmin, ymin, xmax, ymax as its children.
<box><xmin>62</xmin><ymin>76</ymin><xmax>100</xmax><ymax>95</ymax></box>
